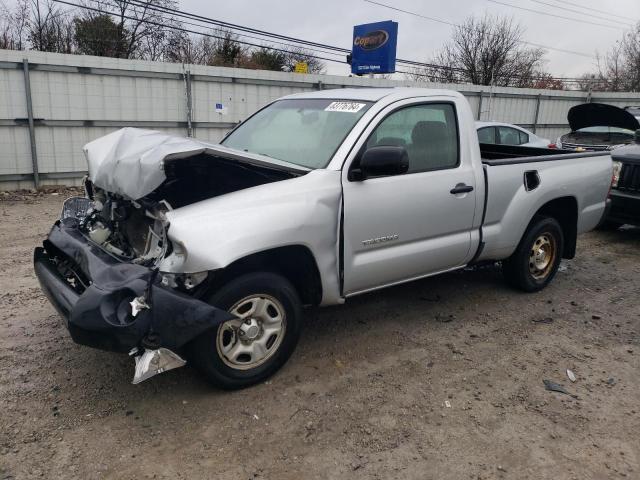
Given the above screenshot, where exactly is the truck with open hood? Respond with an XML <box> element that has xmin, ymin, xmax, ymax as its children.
<box><xmin>34</xmin><ymin>88</ymin><xmax>613</xmax><ymax>389</ymax></box>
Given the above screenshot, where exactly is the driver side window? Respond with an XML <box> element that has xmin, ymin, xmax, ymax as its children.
<box><xmin>366</xmin><ymin>103</ymin><xmax>459</xmax><ymax>173</ymax></box>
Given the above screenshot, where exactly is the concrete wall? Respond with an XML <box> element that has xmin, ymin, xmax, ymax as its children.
<box><xmin>2</xmin><ymin>49</ymin><xmax>640</xmax><ymax>190</ymax></box>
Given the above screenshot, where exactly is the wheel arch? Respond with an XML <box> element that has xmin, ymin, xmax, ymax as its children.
<box><xmin>533</xmin><ymin>196</ymin><xmax>578</xmax><ymax>259</ymax></box>
<box><xmin>207</xmin><ymin>245</ymin><xmax>323</xmax><ymax>306</ymax></box>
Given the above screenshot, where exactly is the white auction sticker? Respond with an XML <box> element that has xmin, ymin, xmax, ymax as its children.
<box><xmin>324</xmin><ymin>101</ymin><xmax>367</xmax><ymax>113</ymax></box>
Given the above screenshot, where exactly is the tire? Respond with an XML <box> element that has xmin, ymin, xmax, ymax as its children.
<box><xmin>596</xmin><ymin>220</ymin><xmax>623</xmax><ymax>231</ymax></box>
<box><xmin>189</xmin><ymin>272</ymin><xmax>302</xmax><ymax>390</ymax></box>
<box><xmin>502</xmin><ymin>215</ymin><xmax>564</xmax><ymax>292</ymax></box>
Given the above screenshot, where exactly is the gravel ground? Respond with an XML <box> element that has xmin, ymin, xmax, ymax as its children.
<box><xmin>1</xmin><ymin>192</ymin><xmax>639</xmax><ymax>480</ymax></box>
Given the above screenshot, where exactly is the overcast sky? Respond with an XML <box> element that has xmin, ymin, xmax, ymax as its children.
<box><xmin>182</xmin><ymin>0</ymin><xmax>640</xmax><ymax>79</ymax></box>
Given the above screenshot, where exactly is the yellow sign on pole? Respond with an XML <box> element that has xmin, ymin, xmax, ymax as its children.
<box><xmin>294</xmin><ymin>62</ymin><xmax>308</xmax><ymax>74</ymax></box>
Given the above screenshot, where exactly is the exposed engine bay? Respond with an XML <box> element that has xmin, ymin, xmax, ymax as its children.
<box><xmin>81</xmin><ymin>183</ymin><xmax>170</xmax><ymax>264</ymax></box>
<box><xmin>77</xmin><ymin>152</ymin><xmax>298</xmax><ymax>270</ymax></box>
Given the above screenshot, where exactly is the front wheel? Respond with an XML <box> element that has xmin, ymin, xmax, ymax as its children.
<box><xmin>502</xmin><ymin>215</ymin><xmax>564</xmax><ymax>292</ymax></box>
<box><xmin>189</xmin><ymin>272</ymin><xmax>302</xmax><ymax>389</ymax></box>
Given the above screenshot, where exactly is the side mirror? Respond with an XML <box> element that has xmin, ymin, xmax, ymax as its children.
<box><xmin>349</xmin><ymin>146</ymin><xmax>410</xmax><ymax>181</ymax></box>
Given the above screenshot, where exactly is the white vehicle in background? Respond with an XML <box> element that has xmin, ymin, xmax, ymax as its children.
<box><xmin>476</xmin><ymin>121</ymin><xmax>551</xmax><ymax>148</ymax></box>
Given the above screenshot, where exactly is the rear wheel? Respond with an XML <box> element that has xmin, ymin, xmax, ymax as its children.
<box><xmin>189</xmin><ymin>272</ymin><xmax>302</xmax><ymax>389</ymax></box>
<box><xmin>502</xmin><ymin>216</ymin><xmax>564</xmax><ymax>292</ymax></box>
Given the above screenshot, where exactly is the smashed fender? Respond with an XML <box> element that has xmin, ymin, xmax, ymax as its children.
<box><xmin>162</xmin><ymin>169</ymin><xmax>345</xmax><ymax>305</ymax></box>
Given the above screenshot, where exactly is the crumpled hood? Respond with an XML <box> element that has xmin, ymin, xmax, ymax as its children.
<box><xmin>568</xmin><ymin>103</ymin><xmax>640</xmax><ymax>132</ymax></box>
<box><xmin>83</xmin><ymin>128</ymin><xmax>309</xmax><ymax>200</ymax></box>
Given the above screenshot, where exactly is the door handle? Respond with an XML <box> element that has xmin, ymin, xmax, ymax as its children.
<box><xmin>450</xmin><ymin>183</ymin><xmax>474</xmax><ymax>194</ymax></box>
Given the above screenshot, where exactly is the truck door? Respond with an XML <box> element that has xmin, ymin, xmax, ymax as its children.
<box><xmin>342</xmin><ymin>100</ymin><xmax>478</xmax><ymax>295</ymax></box>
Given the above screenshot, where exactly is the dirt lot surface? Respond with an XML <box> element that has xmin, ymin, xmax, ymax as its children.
<box><xmin>1</xmin><ymin>192</ymin><xmax>639</xmax><ymax>480</ymax></box>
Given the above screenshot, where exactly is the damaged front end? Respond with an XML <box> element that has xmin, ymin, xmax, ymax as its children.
<box><xmin>34</xmin><ymin>192</ymin><xmax>235</xmax><ymax>383</ymax></box>
<box><xmin>35</xmin><ymin>128</ymin><xmax>313</xmax><ymax>384</ymax></box>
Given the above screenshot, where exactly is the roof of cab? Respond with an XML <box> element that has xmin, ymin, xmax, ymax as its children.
<box><xmin>281</xmin><ymin>87</ymin><xmax>462</xmax><ymax>103</ymax></box>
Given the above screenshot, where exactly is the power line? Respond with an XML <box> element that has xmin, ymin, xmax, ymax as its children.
<box><xmin>123</xmin><ymin>0</ymin><xmax>351</xmax><ymax>54</ymax></box>
<box><xmin>121</xmin><ymin>0</ymin><xmax>594</xmax><ymax>75</ymax></box>
<box><xmin>112</xmin><ymin>0</ymin><xmax>595</xmax><ymax>82</ymax></box>
<box><xmin>364</xmin><ymin>0</ymin><xmax>455</xmax><ymax>27</ymax></box>
<box><xmin>53</xmin><ymin>0</ymin><xmax>348</xmax><ymax>64</ymax></box>
<box><xmin>87</xmin><ymin>0</ymin><xmax>470</xmax><ymax>73</ymax></box>
<box><xmin>487</xmin><ymin>0</ymin><xmax>626</xmax><ymax>31</ymax></box>
<box><xmin>364</xmin><ymin>0</ymin><xmax>596</xmax><ymax>59</ymax></box>
<box><xmin>93</xmin><ymin>0</ymin><xmax>346</xmax><ymax>60</ymax></box>
<box><xmin>62</xmin><ymin>0</ymin><xmax>455</xmax><ymax>74</ymax></box>
<box><xmin>527</xmin><ymin>0</ymin><xmax>634</xmax><ymax>28</ymax></box>
<box><xmin>97</xmin><ymin>0</ymin><xmax>444</xmax><ymax>72</ymax></box>
<box><xmin>545</xmin><ymin>0</ymin><xmax>638</xmax><ymax>24</ymax></box>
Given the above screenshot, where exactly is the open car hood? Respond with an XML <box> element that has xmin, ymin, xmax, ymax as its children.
<box><xmin>83</xmin><ymin>128</ymin><xmax>309</xmax><ymax>201</ymax></box>
<box><xmin>568</xmin><ymin>103</ymin><xmax>640</xmax><ymax>132</ymax></box>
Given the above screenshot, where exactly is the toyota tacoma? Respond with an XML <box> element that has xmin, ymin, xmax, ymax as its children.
<box><xmin>34</xmin><ymin>88</ymin><xmax>613</xmax><ymax>389</ymax></box>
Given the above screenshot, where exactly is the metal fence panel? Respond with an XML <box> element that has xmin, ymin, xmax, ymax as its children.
<box><xmin>2</xmin><ymin>48</ymin><xmax>640</xmax><ymax>190</ymax></box>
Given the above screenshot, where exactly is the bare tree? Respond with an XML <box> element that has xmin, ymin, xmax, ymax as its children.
<box><xmin>28</xmin><ymin>0</ymin><xmax>75</xmax><ymax>53</ymax></box>
<box><xmin>29</xmin><ymin>0</ymin><xmax>56</xmax><ymax>51</ymax></box>
<box><xmin>79</xmin><ymin>0</ymin><xmax>178</xmax><ymax>59</ymax></box>
<box><xmin>596</xmin><ymin>42</ymin><xmax>625</xmax><ymax>91</ymax></box>
<box><xmin>530</xmin><ymin>73</ymin><xmax>565</xmax><ymax>90</ymax></box>
<box><xmin>406</xmin><ymin>15</ymin><xmax>547</xmax><ymax>88</ymax></box>
<box><xmin>581</xmin><ymin>23</ymin><xmax>640</xmax><ymax>92</ymax></box>
<box><xmin>0</xmin><ymin>0</ymin><xmax>326</xmax><ymax>75</ymax></box>
<box><xmin>164</xmin><ymin>30</ymin><xmax>214</xmax><ymax>65</ymax></box>
<box><xmin>164</xmin><ymin>29</ymin><xmax>252</xmax><ymax>67</ymax></box>
<box><xmin>575</xmin><ymin>72</ymin><xmax>608</xmax><ymax>92</ymax></box>
<box><xmin>621</xmin><ymin>25</ymin><xmax>640</xmax><ymax>91</ymax></box>
<box><xmin>139</xmin><ymin>24</ymin><xmax>168</xmax><ymax>61</ymax></box>
<box><xmin>0</xmin><ymin>0</ymin><xmax>30</xmax><ymax>50</ymax></box>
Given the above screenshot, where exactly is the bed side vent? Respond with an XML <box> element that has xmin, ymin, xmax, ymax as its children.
<box><xmin>524</xmin><ymin>170</ymin><xmax>540</xmax><ymax>191</ymax></box>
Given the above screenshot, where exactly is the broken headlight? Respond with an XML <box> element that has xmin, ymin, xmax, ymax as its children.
<box><xmin>61</xmin><ymin>196</ymin><xmax>93</xmax><ymax>221</ymax></box>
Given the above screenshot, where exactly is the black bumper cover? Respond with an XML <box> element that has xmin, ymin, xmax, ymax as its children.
<box><xmin>34</xmin><ymin>221</ymin><xmax>234</xmax><ymax>353</ymax></box>
<box><xmin>606</xmin><ymin>190</ymin><xmax>640</xmax><ymax>226</ymax></box>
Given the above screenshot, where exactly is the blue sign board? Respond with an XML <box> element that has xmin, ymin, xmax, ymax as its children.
<box><xmin>351</xmin><ymin>20</ymin><xmax>398</xmax><ymax>75</ymax></box>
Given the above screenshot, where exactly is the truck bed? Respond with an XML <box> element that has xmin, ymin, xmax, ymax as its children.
<box><xmin>480</xmin><ymin>143</ymin><xmax>605</xmax><ymax>165</ymax></box>
<box><xmin>477</xmin><ymin>143</ymin><xmax>612</xmax><ymax>262</ymax></box>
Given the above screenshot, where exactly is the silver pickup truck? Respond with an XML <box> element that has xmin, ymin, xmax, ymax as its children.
<box><xmin>34</xmin><ymin>88</ymin><xmax>612</xmax><ymax>388</ymax></box>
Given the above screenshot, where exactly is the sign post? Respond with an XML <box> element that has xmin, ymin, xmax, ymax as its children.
<box><xmin>350</xmin><ymin>21</ymin><xmax>398</xmax><ymax>75</ymax></box>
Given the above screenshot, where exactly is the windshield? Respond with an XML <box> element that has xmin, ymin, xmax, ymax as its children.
<box><xmin>222</xmin><ymin>99</ymin><xmax>373</xmax><ymax>169</ymax></box>
<box><xmin>577</xmin><ymin>126</ymin><xmax>635</xmax><ymax>134</ymax></box>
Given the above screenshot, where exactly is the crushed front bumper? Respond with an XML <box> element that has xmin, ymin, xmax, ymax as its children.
<box><xmin>34</xmin><ymin>221</ymin><xmax>234</xmax><ymax>354</ymax></box>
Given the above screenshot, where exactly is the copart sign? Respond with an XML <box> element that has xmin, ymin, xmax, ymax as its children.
<box><xmin>351</xmin><ymin>20</ymin><xmax>398</xmax><ymax>75</ymax></box>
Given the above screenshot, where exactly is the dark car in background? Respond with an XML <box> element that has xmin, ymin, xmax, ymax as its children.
<box><xmin>601</xmin><ymin>133</ymin><xmax>640</xmax><ymax>229</ymax></box>
<box><xmin>556</xmin><ymin>103</ymin><xmax>640</xmax><ymax>151</ymax></box>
